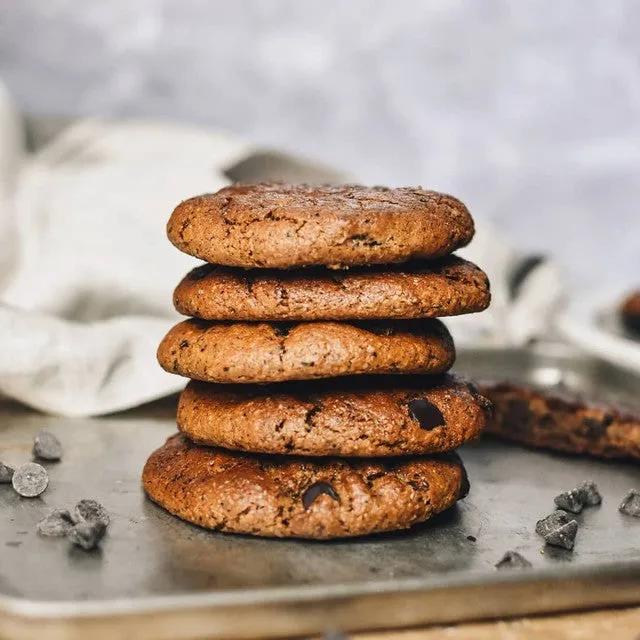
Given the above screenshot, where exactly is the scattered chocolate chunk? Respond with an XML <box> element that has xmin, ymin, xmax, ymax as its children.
<box><xmin>495</xmin><ymin>551</ymin><xmax>532</xmax><ymax>570</ymax></box>
<box><xmin>12</xmin><ymin>463</ymin><xmax>49</xmax><ymax>497</ymax></box>
<box><xmin>32</xmin><ymin>430</ymin><xmax>62</xmax><ymax>461</ymax></box>
<box><xmin>619</xmin><ymin>489</ymin><xmax>640</xmax><ymax>518</ymax></box>
<box><xmin>578</xmin><ymin>480</ymin><xmax>602</xmax><ymax>506</ymax></box>
<box><xmin>73</xmin><ymin>499</ymin><xmax>110</xmax><ymax>527</ymax></box>
<box><xmin>302</xmin><ymin>481</ymin><xmax>339</xmax><ymax>509</ymax></box>
<box><xmin>67</xmin><ymin>520</ymin><xmax>107</xmax><ymax>551</ymax></box>
<box><xmin>544</xmin><ymin>520</ymin><xmax>578</xmax><ymax>550</ymax></box>
<box><xmin>554</xmin><ymin>489</ymin><xmax>584</xmax><ymax>514</ymax></box>
<box><xmin>37</xmin><ymin>509</ymin><xmax>75</xmax><ymax>537</ymax></box>
<box><xmin>536</xmin><ymin>510</ymin><xmax>573</xmax><ymax>537</ymax></box>
<box><xmin>408</xmin><ymin>399</ymin><xmax>445</xmax><ymax>430</ymax></box>
<box><xmin>0</xmin><ymin>461</ymin><xmax>14</xmax><ymax>483</ymax></box>
<box><xmin>467</xmin><ymin>535</ymin><xmax>477</xmax><ymax>542</ymax></box>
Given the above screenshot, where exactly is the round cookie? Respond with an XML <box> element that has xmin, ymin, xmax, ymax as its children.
<box><xmin>167</xmin><ymin>183</ymin><xmax>474</xmax><ymax>269</ymax></box>
<box><xmin>178</xmin><ymin>375</ymin><xmax>490</xmax><ymax>456</ymax></box>
<box><xmin>173</xmin><ymin>256</ymin><xmax>490</xmax><ymax>321</ymax></box>
<box><xmin>142</xmin><ymin>433</ymin><xmax>469</xmax><ymax>539</ymax></box>
<box><xmin>157</xmin><ymin>319</ymin><xmax>455</xmax><ymax>383</ymax></box>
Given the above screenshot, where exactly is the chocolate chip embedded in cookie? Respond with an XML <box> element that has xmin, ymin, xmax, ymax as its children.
<box><xmin>167</xmin><ymin>183</ymin><xmax>475</xmax><ymax>269</ymax></box>
<box><xmin>173</xmin><ymin>256</ymin><xmax>490</xmax><ymax>321</ymax></box>
<box><xmin>479</xmin><ymin>380</ymin><xmax>640</xmax><ymax>461</ymax></box>
<box><xmin>621</xmin><ymin>291</ymin><xmax>640</xmax><ymax>337</ymax></box>
<box><xmin>177</xmin><ymin>375</ymin><xmax>489</xmax><ymax>456</ymax></box>
<box><xmin>158</xmin><ymin>318</ymin><xmax>455</xmax><ymax>384</ymax></box>
<box><xmin>142</xmin><ymin>433</ymin><xmax>469</xmax><ymax>539</ymax></box>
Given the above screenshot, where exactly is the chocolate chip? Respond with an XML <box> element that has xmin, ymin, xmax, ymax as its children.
<box><xmin>0</xmin><ymin>461</ymin><xmax>14</xmax><ymax>483</ymax></box>
<box><xmin>273</xmin><ymin>323</ymin><xmax>296</xmax><ymax>337</ymax></box>
<box><xmin>302</xmin><ymin>481</ymin><xmax>339</xmax><ymax>509</ymax></box>
<box><xmin>554</xmin><ymin>489</ymin><xmax>584</xmax><ymax>514</ymax></box>
<box><xmin>179</xmin><ymin>340</ymin><xmax>189</xmax><ymax>349</ymax></box>
<box><xmin>467</xmin><ymin>535</ymin><xmax>477</xmax><ymax>542</ymax></box>
<box><xmin>408</xmin><ymin>399</ymin><xmax>445</xmax><ymax>430</ymax></box>
<box><xmin>37</xmin><ymin>509</ymin><xmax>75</xmax><ymax>537</ymax></box>
<box><xmin>12</xmin><ymin>463</ymin><xmax>49</xmax><ymax>497</ymax></box>
<box><xmin>495</xmin><ymin>551</ymin><xmax>532</xmax><ymax>570</ymax></box>
<box><xmin>544</xmin><ymin>520</ymin><xmax>578</xmax><ymax>550</ymax></box>
<box><xmin>577</xmin><ymin>480</ymin><xmax>602</xmax><ymax>506</ymax></box>
<box><xmin>32</xmin><ymin>430</ymin><xmax>62</xmax><ymax>461</ymax></box>
<box><xmin>581</xmin><ymin>418</ymin><xmax>607</xmax><ymax>440</ymax></box>
<box><xmin>619</xmin><ymin>489</ymin><xmax>640</xmax><ymax>517</ymax></box>
<box><xmin>73</xmin><ymin>499</ymin><xmax>110</xmax><ymax>527</ymax></box>
<box><xmin>503</xmin><ymin>399</ymin><xmax>532</xmax><ymax>432</ymax></box>
<box><xmin>68</xmin><ymin>520</ymin><xmax>107</xmax><ymax>551</ymax></box>
<box><xmin>536</xmin><ymin>510</ymin><xmax>573</xmax><ymax>537</ymax></box>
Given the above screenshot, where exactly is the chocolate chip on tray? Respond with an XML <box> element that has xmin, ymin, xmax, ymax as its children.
<box><xmin>12</xmin><ymin>462</ymin><xmax>49</xmax><ymax>497</ymax></box>
<box><xmin>0</xmin><ymin>461</ymin><xmax>14</xmax><ymax>483</ymax></box>
<box><xmin>535</xmin><ymin>510</ymin><xmax>573</xmax><ymax>537</ymax></box>
<box><xmin>619</xmin><ymin>489</ymin><xmax>640</xmax><ymax>518</ymax></box>
<box><xmin>32</xmin><ymin>430</ymin><xmax>63</xmax><ymax>462</ymax></box>
<box><xmin>37</xmin><ymin>509</ymin><xmax>75</xmax><ymax>537</ymax></box>
<box><xmin>67</xmin><ymin>520</ymin><xmax>107</xmax><ymax>551</ymax></box>
<box><xmin>544</xmin><ymin>520</ymin><xmax>578</xmax><ymax>550</ymax></box>
<box><xmin>495</xmin><ymin>551</ymin><xmax>532</xmax><ymax>570</ymax></box>
<box><xmin>577</xmin><ymin>480</ymin><xmax>602</xmax><ymax>506</ymax></box>
<box><xmin>554</xmin><ymin>488</ymin><xmax>584</xmax><ymax>514</ymax></box>
<box><xmin>73</xmin><ymin>499</ymin><xmax>110</xmax><ymax>527</ymax></box>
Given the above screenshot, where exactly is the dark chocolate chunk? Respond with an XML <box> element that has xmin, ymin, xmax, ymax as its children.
<box><xmin>408</xmin><ymin>399</ymin><xmax>445</xmax><ymax>430</ymax></box>
<box><xmin>272</xmin><ymin>322</ymin><xmax>296</xmax><ymax>337</ymax></box>
<box><xmin>73</xmin><ymin>499</ymin><xmax>110</xmax><ymax>527</ymax></box>
<box><xmin>544</xmin><ymin>520</ymin><xmax>578</xmax><ymax>550</ymax></box>
<box><xmin>0</xmin><ymin>461</ymin><xmax>14</xmax><ymax>484</ymax></box>
<box><xmin>12</xmin><ymin>463</ymin><xmax>49</xmax><ymax>497</ymax></box>
<box><xmin>535</xmin><ymin>510</ymin><xmax>572</xmax><ymax>537</ymax></box>
<box><xmin>467</xmin><ymin>535</ymin><xmax>477</xmax><ymax>542</ymax></box>
<box><xmin>67</xmin><ymin>520</ymin><xmax>107</xmax><ymax>550</ymax></box>
<box><xmin>302</xmin><ymin>481</ymin><xmax>339</xmax><ymax>510</ymax></box>
<box><xmin>577</xmin><ymin>480</ymin><xmax>602</xmax><ymax>506</ymax></box>
<box><xmin>619</xmin><ymin>489</ymin><xmax>640</xmax><ymax>517</ymax></box>
<box><xmin>581</xmin><ymin>417</ymin><xmax>607</xmax><ymax>440</ymax></box>
<box><xmin>37</xmin><ymin>509</ymin><xmax>75</xmax><ymax>537</ymax></box>
<box><xmin>495</xmin><ymin>551</ymin><xmax>532</xmax><ymax>570</ymax></box>
<box><xmin>503</xmin><ymin>398</ymin><xmax>532</xmax><ymax>432</ymax></box>
<box><xmin>554</xmin><ymin>489</ymin><xmax>584</xmax><ymax>514</ymax></box>
<box><xmin>32</xmin><ymin>430</ymin><xmax>63</xmax><ymax>461</ymax></box>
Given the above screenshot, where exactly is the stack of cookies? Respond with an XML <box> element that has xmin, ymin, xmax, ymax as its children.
<box><xmin>143</xmin><ymin>183</ymin><xmax>491</xmax><ymax>539</ymax></box>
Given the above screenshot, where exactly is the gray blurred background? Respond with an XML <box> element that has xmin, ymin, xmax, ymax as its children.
<box><xmin>1</xmin><ymin>0</ymin><xmax>638</xmax><ymax>289</ymax></box>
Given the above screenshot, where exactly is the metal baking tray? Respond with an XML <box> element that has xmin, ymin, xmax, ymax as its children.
<box><xmin>1</xmin><ymin>342</ymin><xmax>640</xmax><ymax>640</ymax></box>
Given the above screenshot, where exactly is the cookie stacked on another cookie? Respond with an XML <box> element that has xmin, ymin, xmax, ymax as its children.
<box><xmin>143</xmin><ymin>183</ymin><xmax>491</xmax><ymax>539</ymax></box>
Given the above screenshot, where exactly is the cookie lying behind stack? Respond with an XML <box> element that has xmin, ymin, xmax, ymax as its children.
<box><xmin>143</xmin><ymin>183</ymin><xmax>491</xmax><ymax>538</ymax></box>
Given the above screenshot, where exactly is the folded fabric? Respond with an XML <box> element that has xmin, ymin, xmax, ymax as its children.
<box><xmin>0</xmin><ymin>80</ymin><xmax>563</xmax><ymax>416</ymax></box>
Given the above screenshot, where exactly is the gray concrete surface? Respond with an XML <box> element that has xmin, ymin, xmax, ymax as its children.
<box><xmin>0</xmin><ymin>0</ymin><xmax>638</xmax><ymax>289</ymax></box>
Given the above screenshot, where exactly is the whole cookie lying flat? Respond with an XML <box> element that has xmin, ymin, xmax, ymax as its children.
<box><xmin>480</xmin><ymin>380</ymin><xmax>640</xmax><ymax>460</ymax></box>
<box><xmin>158</xmin><ymin>319</ymin><xmax>455</xmax><ymax>383</ymax></box>
<box><xmin>167</xmin><ymin>183</ymin><xmax>474</xmax><ymax>269</ymax></box>
<box><xmin>174</xmin><ymin>256</ymin><xmax>490</xmax><ymax>321</ymax></box>
<box><xmin>178</xmin><ymin>375</ymin><xmax>490</xmax><ymax>456</ymax></box>
<box><xmin>142</xmin><ymin>433</ymin><xmax>469</xmax><ymax>538</ymax></box>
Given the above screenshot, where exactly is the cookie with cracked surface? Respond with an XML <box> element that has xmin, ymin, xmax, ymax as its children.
<box><xmin>621</xmin><ymin>291</ymin><xmax>640</xmax><ymax>337</ymax></box>
<box><xmin>157</xmin><ymin>318</ymin><xmax>455</xmax><ymax>383</ymax></box>
<box><xmin>177</xmin><ymin>375</ymin><xmax>490</xmax><ymax>456</ymax></box>
<box><xmin>166</xmin><ymin>183</ymin><xmax>474</xmax><ymax>269</ymax></box>
<box><xmin>142</xmin><ymin>433</ymin><xmax>469</xmax><ymax>538</ymax></box>
<box><xmin>480</xmin><ymin>380</ymin><xmax>640</xmax><ymax>461</ymax></box>
<box><xmin>173</xmin><ymin>256</ymin><xmax>490</xmax><ymax>321</ymax></box>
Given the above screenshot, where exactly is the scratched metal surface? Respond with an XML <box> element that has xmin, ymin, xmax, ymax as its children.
<box><xmin>1</xmin><ymin>343</ymin><xmax>640</xmax><ymax>639</ymax></box>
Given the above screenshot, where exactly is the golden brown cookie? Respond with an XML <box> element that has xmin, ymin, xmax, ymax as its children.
<box><xmin>157</xmin><ymin>319</ymin><xmax>455</xmax><ymax>383</ymax></box>
<box><xmin>177</xmin><ymin>375</ymin><xmax>490</xmax><ymax>456</ymax></box>
<box><xmin>142</xmin><ymin>433</ymin><xmax>469</xmax><ymax>539</ymax></box>
<box><xmin>480</xmin><ymin>380</ymin><xmax>640</xmax><ymax>460</ymax></box>
<box><xmin>167</xmin><ymin>183</ymin><xmax>474</xmax><ymax>269</ymax></box>
<box><xmin>173</xmin><ymin>256</ymin><xmax>490</xmax><ymax>321</ymax></box>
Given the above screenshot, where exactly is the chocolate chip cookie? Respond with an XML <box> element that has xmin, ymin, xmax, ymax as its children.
<box><xmin>158</xmin><ymin>319</ymin><xmax>455</xmax><ymax>383</ymax></box>
<box><xmin>480</xmin><ymin>380</ymin><xmax>640</xmax><ymax>460</ymax></box>
<box><xmin>177</xmin><ymin>375</ymin><xmax>490</xmax><ymax>456</ymax></box>
<box><xmin>173</xmin><ymin>256</ymin><xmax>490</xmax><ymax>321</ymax></box>
<box><xmin>142</xmin><ymin>433</ymin><xmax>469</xmax><ymax>538</ymax></box>
<box><xmin>167</xmin><ymin>183</ymin><xmax>474</xmax><ymax>269</ymax></box>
